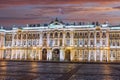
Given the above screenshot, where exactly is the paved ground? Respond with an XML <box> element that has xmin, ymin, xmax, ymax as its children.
<box><xmin>0</xmin><ymin>61</ymin><xmax>120</xmax><ymax>80</ymax></box>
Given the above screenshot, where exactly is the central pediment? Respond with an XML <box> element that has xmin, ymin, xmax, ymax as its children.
<box><xmin>49</xmin><ymin>18</ymin><xmax>64</xmax><ymax>28</ymax></box>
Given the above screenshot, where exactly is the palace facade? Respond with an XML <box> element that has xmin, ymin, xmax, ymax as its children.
<box><xmin>0</xmin><ymin>19</ymin><xmax>120</xmax><ymax>62</ymax></box>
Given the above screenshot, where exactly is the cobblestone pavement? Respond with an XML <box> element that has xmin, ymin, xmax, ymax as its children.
<box><xmin>0</xmin><ymin>61</ymin><xmax>120</xmax><ymax>80</ymax></box>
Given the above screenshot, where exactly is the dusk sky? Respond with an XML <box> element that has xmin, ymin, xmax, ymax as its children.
<box><xmin>0</xmin><ymin>0</ymin><xmax>120</xmax><ymax>29</ymax></box>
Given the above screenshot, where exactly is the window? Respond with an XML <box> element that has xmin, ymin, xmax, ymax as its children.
<box><xmin>85</xmin><ymin>40</ymin><xmax>88</xmax><ymax>45</ymax></box>
<box><xmin>55</xmin><ymin>32</ymin><xmax>58</xmax><ymax>38</ymax></box>
<box><xmin>49</xmin><ymin>40</ymin><xmax>53</xmax><ymax>47</ymax></box>
<box><xmin>66</xmin><ymin>32</ymin><xmax>70</xmax><ymax>38</ymax></box>
<box><xmin>117</xmin><ymin>41</ymin><xmax>119</xmax><ymax>46</ymax></box>
<box><xmin>55</xmin><ymin>39</ymin><xmax>58</xmax><ymax>45</ymax></box>
<box><xmin>23</xmin><ymin>41</ymin><xmax>26</xmax><ymax>45</ymax></box>
<box><xmin>79</xmin><ymin>40</ymin><xmax>82</xmax><ymax>45</ymax></box>
<box><xmin>59</xmin><ymin>40</ymin><xmax>62</xmax><ymax>46</ymax></box>
<box><xmin>66</xmin><ymin>39</ymin><xmax>70</xmax><ymax>46</ymax></box>
<box><xmin>103</xmin><ymin>40</ymin><xmax>105</xmax><ymax>45</ymax></box>
<box><xmin>33</xmin><ymin>40</ymin><xmax>36</xmax><ymax>46</ymax></box>
<box><xmin>90</xmin><ymin>40</ymin><xmax>94</xmax><ymax>45</ymax></box>
<box><xmin>113</xmin><ymin>52</ymin><xmax>116</xmax><ymax>57</ymax></box>
<box><xmin>23</xmin><ymin>34</ymin><xmax>26</xmax><ymax>39</ymax></box>
<box><xmin>43</xmin><ymin>33</ymin><xmax>47</xmax><ymax>38</ymax></box>
<box><xmin>79</xmin><ymin>33</ymin><xmax>82</xmax><ymax>38</ymax></box>
<box><xmin>113</xmin><ymin>41</ymin><xmax>115</xmax><ymax>46</ymax></box>
<box><xmin>60</xmin><ymin>32</ymin><xmax>63</xmax><ymax>38</ymax></box>
<box><xmin>96</xmin><ymin>32</ymin><xmax>100</xmax><ymax>37</ymax></box>
<box><xmin>28</xmin><ymin>41</ymin><xmax>32</xmax><ymax>46</ymax></box>
<box><xmin>102</xmin><ymin>32</ymin><xmax>106</xmax><ymax>38</ymax></box>
<box><xmin>74</xmin><ymin>33</ymin><xmax>77</xmax><ymax>38</ymax></box>
<box><xmin>50</xmin><ymin>33</ymin><xmax>53</xmax><ymax>38</ymax></box>
<box><xmin>90</xmin><ymin>33</ymin><xmax>94</xmax><ymax>38</ymax></box>
<box><xmin>85</xmin><ymin>33</ymin><xmax>88</xmax><ymax>38</ymax></box>
<box><xmin>97</xmin><ymin>40</ymin><xmax>100</xmax><ymax>44</ymax></box>
<box><xmin>43</xmin><ymin>40</ymin><xmax>47</xmax><ymax>46</ymax></box>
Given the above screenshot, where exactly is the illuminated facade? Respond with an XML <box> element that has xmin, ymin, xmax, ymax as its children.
<box><xmin>0</xmin><ymin>19</ymin><xmax>120</xmax><ymax>62</ymax></box>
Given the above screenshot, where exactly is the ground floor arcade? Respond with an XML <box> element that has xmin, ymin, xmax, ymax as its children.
<box><xmin>0</xmin><ymin>47</ymin><xmax>120</xmax><ymax>62</ymax></box>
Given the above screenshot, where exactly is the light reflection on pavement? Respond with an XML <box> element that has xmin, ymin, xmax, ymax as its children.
<box><xmin>0</xmin><ymin>61</ymin><xmax>120</xmax><ymax>80</ymax></box>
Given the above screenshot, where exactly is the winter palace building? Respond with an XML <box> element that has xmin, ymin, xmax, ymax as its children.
<box><xmin>0</xmin><ymin>19</ymin><xmax>120</xmax><ymax>62</ymax></box>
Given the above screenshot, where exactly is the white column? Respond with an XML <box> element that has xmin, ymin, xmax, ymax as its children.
<box><xmin>88</xmin><ymin>50</ymin><xmax>90</xmax><ymax>61</ymax></box>
<box><xmin>49</xmin><ymin>50</ymin><xmax>52</xmax><ymax>60</ymax></box>
<box><xmin>11</xmin><ymin>50</ymin><xmax>13</xmax><ymax>60</ymax></box>
<box><xmin>100</xmin><ymin>50</ymin><xmax>103</xmax><ymax>62</ymax></box>
<box><xmin>15</xmin><ymin>50</ymin><xmax>18</xmax><ymax>59</ymax></box>
<box><xmin>25</xmin><ymin>50</ymin><xmax>27</xmax><ymax>60</ymax></box>
<box><xmin>31</xmin><ymin>34</ymin><xmax>33</xmax><ymax>46</ymax></box>
<box><xmin>106</xmin><ymin>32</ymin><xmax>109</xmax><ymax>47</ymax></box>
<box><xmin>60</xmin><ymin>49</ymin><xmax>64</xmax><ymax>61</ymax></box>
<box><xmin>58</xmin><ymin>33</ymin><xmax>60</xmax><ymax>46</ymax></box>
<box><xmin>57</xmin><ymin>38</ymin><xmax>60</xmax><ymax>46</ymax></box>
<box><xmin>63</xmin><ymin>32</ymin><xmax>65</xmax><ymax>46</ymax></box>
<box><xmin>21</xmin><ymin>33</ymin><xmax>23</xmax><ymax>46</ymax></box>
<box><xmin>94</xmin><ymin>50</ymin><xmax>96</xmax><ymax>61</ymax></box>
<box><xmin>47</xmin><ymin>50</ymin><xmax>49</xmax><ymax>60</ymax></box>
<box><xmin>71</xmin><ymin>50</ymin><xmax>74</xmax><ymax>61</ymax></box>
<box><xmin>3</xmin><ymin>50</ymin><xmax>5</xmax><ymax>59</ymax></box>
<box><xmin>39</xmin><ymin>50</ymin><xmax>42</xmax><ymax>60</ymax></box>
<box><xmin>31</xmin><ymin>49</ymin><xmax>33</xmax><ymax>60</ymax></box>
<box><xmin>100</xmin><ymin>32</ymin><xmax>102</xmax><ymax>47</ymax></box>
<box><xmin>17</xmin><ymin>34</ymin><xmax>18</xmax><ymax>46</ymax></box>
<box><xmin>11</xmin><ymin>32</ymin><xmax>15</xmax><ymax>60</ymax></box>
<box><xmin>88</xmin><ymin>32</ymin><xmax>90</xmax><ymax>46</ymax></box>
<box><xmin>94</xmin><ymin>32</ymin><xmax>96</xmax><ymax>47</ymax></box>
<box><xmin>26</xmin><ymin>34</ymin><xmax>28</xmax><ymax>46</ymax></box>
<box><xmin>40</xmin><ymin>32</ymin><xmax>43</xmax><ymax>46</ymax></box>
<box><xmin>107</xmin><ymin>50</ymin><xmax>109</xmax><ymax>62</ymax></box>
<box><xmin>20</xmin><ymin>50</ymin><xmax>22</xmax><ymax>60</ymax></box>
<box><xmin>47</xmin><ymin>33</ymin><xmax>50</xmax><ymax>47</ymax></box>
<box><xmin>70</xmin><ymin>31</ymin><xmax>73</xmax><ymax>46</ymax></box>
<box><xmin>82</xmin><ymin>50</ymin><xmax>84</xmax><ymax>61</ymax></box>
<box><xmin>0</xmin><ymin>50</ymin><xmax>1</xmax><ymax>59</ymax></box>
<box><xmin>12</xmin><ymin>33</ymin><xmax>15</xmax><ymax>46</ymax></box>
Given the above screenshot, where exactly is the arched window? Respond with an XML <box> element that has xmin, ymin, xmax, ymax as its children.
<box><xmin>50</xmin><ymin>33</ymin><xmax>53</xmax><ymax>38</ymax></box>
<box><xmin>33</xmin><ymin>34</ymin><xmax>35</xmax><ymax>39</ymax></box>
<box><xmin>74</xmin><ymin>33</ymin><xmax>77</xmax><ymax>38</ymax></box>
<box><xmin>43</xmin><ymin>33</ymin><xmax>47</xmax><ymax>38</ymax></box>
<box><xmin>18</xmin><ymin>34</ymin><xmax>21</xmax><ymax>39</ymax></box>
<box><xmin>66</xmin><ymin>32</ymin><xmax>70</xmax><ymax>38</ymax></box>
<box><xmin>37</xmin><ymin>34</ymin><xmax>40</xmax><ymax>39</ymax></box>
<box><xmin>113</xmin><ymin>41</ymin><xmax>115</xmax><ymax>46</ymax></box>
<box><xmin>90</xmin><ymin>32</ymin><xmax>94</xmax><ymax>38</ymax></box>
<box><xmin>113</xmin><ymin>34</ymin><xmax>114</xmax><ymax>37</ymax></box>
<box><xmin>117</xmin><ymin>41</ymin><xmax>119</xmax><ymax>46</ymax></box>
<box><xmin>14</xmin><ymin>34</ymin><xmax>17</xmax><ymax>39</ymax></box>
<box><xmin>60</xmin><ymin>32</ymin><xmax>63</xmax><ymax>38</ymax></box>
<box><xmin>102</xmin><ymin>32</ymin><xmax>106</xmax><ymax>38</ymax></box>
<box><xmin>54</xmin><ymin>32</ymin><xmax>58</xmax><ymax>38</ymax></box>
<box><xmin>85</xmin><ymin>33</ymin><xmax>88</xmax><ymax>38</ymax></box>
<box><xmin>97</xmin><ymin>32</ymin><xmax>99</xmax><ymax>36</ymax></box>
<box><xmin>85</xmin><ymin>33</ymin><xmax>87</xmax><ymax>36</ymax></box>
<box><xmin>117</xmin><ymin>34</ymin><xmax>119</xmax><ymax>37</ymax></box>
<box><xmin>23</xmin><ymin>34</ymin><xmax>26</xmax><ymax>39</ymax></box>
<box><xmin>80</xmin><ymin>33</ymin><xmax>82</xmax><ymax>36</ymax></box>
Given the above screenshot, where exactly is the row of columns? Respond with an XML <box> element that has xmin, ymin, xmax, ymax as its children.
<box><xmin>71</xmin><ymin>49</ymin><xmax>109</xmax><ymax>62</ymax></box>
<box><xmin>0</xmin><ymin>49</ymin><xmax>65</xmax><ymax>61</ymax></box>
<box><xmin>6</xmin><ymin>31</ymin><xmax>108</xmax><ymax>47</ymax></box>
<box><xmin>0</xmin><ymin>49</ymin><xmax>119</xmax><ymax>62</ymax></box>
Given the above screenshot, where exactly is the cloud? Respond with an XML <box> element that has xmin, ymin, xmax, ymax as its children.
<box><xmin>0</xmin><ymin>0</ymin><xmax>120</xmax><ymax>28</ymax></box>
